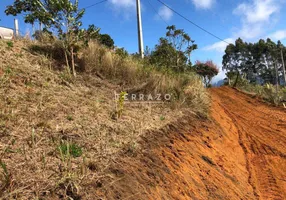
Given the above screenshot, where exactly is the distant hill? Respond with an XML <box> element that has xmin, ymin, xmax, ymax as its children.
<box><xmin>212</xmin><ymin>79</ymin><xmax>225</xmax><ymax>87</ymax></box>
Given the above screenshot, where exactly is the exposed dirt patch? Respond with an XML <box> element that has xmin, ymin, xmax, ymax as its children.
<box><xmin>93</xmin><ymin>87</ymin><xmax>286</xmax><ymax>200</ymax></box>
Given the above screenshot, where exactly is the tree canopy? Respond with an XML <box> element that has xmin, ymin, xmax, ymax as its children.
<box><xmin>223</xmin><ymin>38</ymin><xmax>286</xmax><ymax>86</ymax></box>
<box><xmin>149</xmin><ymin>25</ymin><xmax>197</xmax><ymax>72</ymax></box>
<box><xmin>194</xmin><ymin>60</ymin><xmax>219</xmax><ymax>87</ymax></box>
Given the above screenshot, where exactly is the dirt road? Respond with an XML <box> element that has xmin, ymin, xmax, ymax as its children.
<box><xmin>211</xmin><ymin>87</ymin><xmax>286</xmax><ymax>200</ymax></box>
<box><xmin>96</xmin><ymin>87</ymin><xmax>286</xmax><ymax>200</ymax></box>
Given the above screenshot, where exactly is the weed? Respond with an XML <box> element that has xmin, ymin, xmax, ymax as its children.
<box><xmin>116</xmin><ymin>91</ymin><xmax>127</xmax><ymax>119</ymax></box>
<box><xmin>160</xmin><ymin>116</ymin><xmax>165</xmax><ymax>121</ymax></box>
<box><xmin>4</xmin><ymin>67</ymin><xmax>12</xmax><ymax>75</ymax></box>
<box><xmin>59</xmin><ymin>70</ymin><xmax>74</xmax><ymax>85</ymax></box>
<box><xmin>6</xmin><ymin>41</ymin><xmax>13</xmax><ymax>48</ymax></box>
<box><xmin>66</xmin><ymin>115</ymin><xmax>74</xmax><ymax>121</ymax></box>
<box><xmin>0</xmin><ymin>161</ymin><xmax>11</xmax><ymax>193</ymax></box>
<box><xmin>15</xmin><ymin>53</ymin><xmax>23</xmax><ymax>58</ymax></box>
<box><xmin>58</xmin><ymin>142</ymin><xmax>82</xmax><ymax>158</ymax></box>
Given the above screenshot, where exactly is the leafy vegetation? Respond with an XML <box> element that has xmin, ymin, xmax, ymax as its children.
<box><xmin>223</xmin><ymin>38</ymin><xmax>286</xmax><ymax>87</ymax></box>
<box><xmin>148</xmin><ymin>25</ymin><xmax>198</xmax><ymax>72</ymax></box>
<box><xmin>223</xmin><ymin>38</ymin><xmax>286</xmax><ymax>105</ymax></box>
<box><xmin>6</xmin><ymin>0</ymin><xmax>87</xmax><ymax>77</ymax></box>
<box><xmin>58</xmin><ymin>142</ymin><xmax>83</xmax><ymax>158</ymax></box>
<box><xmin>194</xmin><ymin>60</ymin><xmax>219</xmax><ymax>87</ymax></box>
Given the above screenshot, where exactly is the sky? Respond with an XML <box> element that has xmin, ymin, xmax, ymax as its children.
<box><xmin>1</xmin><ymin>0</ymin><xmax>286</xmax><ymax>82</ymax></box>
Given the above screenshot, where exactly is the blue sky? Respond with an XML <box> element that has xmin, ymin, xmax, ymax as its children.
<box><xmin>1</xmin><ymin>0</ymin><xmax>286</xmax><ymax>82</ymax></box>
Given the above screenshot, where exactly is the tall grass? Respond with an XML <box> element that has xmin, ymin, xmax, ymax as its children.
<box><xmin>234</xmin><ymin>79</ymin><xmax>286</xmax><ymax>105</ymax></box>
<box><xmin>82</xmin><ymin>42</ymin><xmax>209</xmax><ymax>114</ymax></box>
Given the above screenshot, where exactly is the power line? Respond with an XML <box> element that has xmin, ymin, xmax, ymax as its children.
<box><xmin>145</xmin><ymin>0</ymin><xmax>169</xmax><ymax>26</ymax></box>
<box><xmin>156</xmin><ymin>0</ymin><xmax>231</xmax><ymax>45</ymax></box>
<box><xmin>83</xmin><ymin>0</ymin><xmax>108</xmax><ymax>10</ymax></box>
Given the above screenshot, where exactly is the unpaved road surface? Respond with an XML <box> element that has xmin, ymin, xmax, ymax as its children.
<box><xmin>211</xmin><ymin>87</ymin><xmax>286</xmax><ymax>200</ymax></box>
<box><xmin>96</xmin><ymin>87</ymin><xmax>286</xmax><ymax>200</ymax></box>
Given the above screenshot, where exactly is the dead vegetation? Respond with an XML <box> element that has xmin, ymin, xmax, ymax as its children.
<box><xmin>0</xmin><ymin>39</ymin><xmax>209</xmax><ymax>199</ymax></box>
<box><xmin>82</xmin><ymin>42</ymin><xmax>209</xmax><ymax>112</ymax></box>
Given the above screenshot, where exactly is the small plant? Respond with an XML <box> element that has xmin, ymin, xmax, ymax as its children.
<box><xmin>4</xmin><ymin>66</ymin><xmax>12</xmax><ymax>75</ymax></box>
<box><xmin>59</xmin><ymin>71</ymin><xmax>74</xmax><ymax>84</ymax></box>
<box><xmin>6</xmin><ymin>41</ymin><xmax>14</xmax><ymax>48</ymax></box>
<box><xmin>160</xmin><ymin>116</ymin><xmax>165</xmax><ymax>121</ymax></box>
<box><xmin>58</xmin><ymin>142</ymin><xmax>82</xmax><ymax>158</ymax></box>
<box><xmin>66</xmin><ymin>115</ymin><xmax>74</xmax><ymax>121</ymax></box>
<box><xmin>116</xmin><ymin>91</ymin><xmax>127</xmax><ymax>118</ymax></box>
<box><xmin>0</xmin><ymin>161</ymin><xmax>11</xmax><ymax>192</ymax></box>
<box><xmin>15</xmin><ymin>53</ymin><xmax>23</xmax><ymax>58</ymax></box>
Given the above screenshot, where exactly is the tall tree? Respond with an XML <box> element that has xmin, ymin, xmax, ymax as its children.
<box><xmin>222</xmin><ymin>38</ymin><xmax>250</xmax><ymax>86</ymax></box>
<box><xmin>222</xmin><ymin>38</ymin><xmax>286</xmax><ymax>86</ymax></box>
<box><xmin>150</xmin><ymin>25</ymin><xmax>197</xmax><ymax>72</ymax></box>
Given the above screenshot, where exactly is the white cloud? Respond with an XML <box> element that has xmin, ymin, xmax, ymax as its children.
<box><xmin>233</xmin><ymin>0</ymin><xmax>281</xmax><ymax>39</ymax></box>
<box><xmin>110</xmin><ymin>0</ymin><xmax>135</xmax><ymax>8</ymax></box>
<box><xmin>109</xmin><ymin>0</ymin><xmax>136</xmax><ymax>18</ymax></box>
<box><xmin>157</xmin><ymin>6</ymin><xmax>173</xmax><ymax>21</ymax></box>
<box><xmin>191</xmin><ymin>0</ymin><xmax>215</xmax><ymax>9</ymax></box>
<box><xmin>267</xmin><ymin>30</ymin><xmax>286</xmax><ymax>40</ymax></box>
<box><xmin>203</xmin><ymin>38</ymin><xmax>234</xmax><ymax>53</ymax></box>
<box><xmin>234</xmin><ymin>0</ymin><xmax>279</xmax><ymax>23</ymax></box>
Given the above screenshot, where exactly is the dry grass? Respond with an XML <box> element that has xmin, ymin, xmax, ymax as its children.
<box><xmin>82</xmin><ymin>42</ymin><xmax>210</xmax><ymax>114</ymax></box>
<box><xmin>236</xmin><ymin>80</ymin><xmax>286</xmax><ymax>105</ymax></box>
<box><xmin>0</xmin><ymin>39</ymin><xmax>201</xmax><ymax>199</ymax></box>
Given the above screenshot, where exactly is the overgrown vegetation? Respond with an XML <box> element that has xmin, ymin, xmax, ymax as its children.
<box><xmin>226</xmin><ymin>74</ymin><xmax>286</xmax><ymax>105</ymax></box>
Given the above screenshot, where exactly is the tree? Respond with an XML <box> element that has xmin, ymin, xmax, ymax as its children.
<box><xmin>222</xmin><ymin>38</ymin><xmax>251</xmax><ymax>87</ymax></box>
<box><xmin>6</xmin><ymin>0</ymin><xmax>86</xmax><ymax>77</ymax></box>
<box><xmin>150</xmin><ymin>25</ymin><xmax>197</xmax><ymax>72</ymax></box>
<box><xmin>99</xmin><ymin>34</ymin><xmax>114</xmax><ymax>49</ymax></box>
<box><xmin>223</xmin><ymin>38</ymin><xmax>286</xmax><ymax>87</ymax></box>
<box><xmin>194</xmin><ymin>60</ymin><xmax>219</xmax><ymax>87</ymax></box>
<box><xmin>165</xmin><ymin>25</ymin><xmax>197</xmax><ymax>68</ymax></box>
<box><xmin>150</xmin><ymin>38</ymin><xmax>178</xmax><ymax>69</ymax></box>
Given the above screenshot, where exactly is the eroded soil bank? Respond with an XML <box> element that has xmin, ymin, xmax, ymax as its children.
<box><xmin>92</xmin><ymin>87</ymin><xmax>286</xmax><ymax>200</ymax></box>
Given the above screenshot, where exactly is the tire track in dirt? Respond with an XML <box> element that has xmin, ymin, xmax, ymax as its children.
<box><xmin>211</xmin><ymin>87</ymin><xmax>286</xmax><ymax>200</ymax></box>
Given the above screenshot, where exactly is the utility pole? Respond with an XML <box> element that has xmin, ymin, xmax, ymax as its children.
<box><xmin>14</xmin><ymin>19</ymin><xmax>19</xmax><ymax>37</ymax></box>
<box><xmin>281</xmin><ymin>49</ymin><xmax>286</xmax><ymax>85</ymax></box>
<box><xmin>274</xmin><ymin>61</ymin><xmax>279</xmax><ymax>89</ymax></box>
<box><xmin>136</xmin><ymin>0</ymin><xmax>144</xmax><ymax>58</ymax></box>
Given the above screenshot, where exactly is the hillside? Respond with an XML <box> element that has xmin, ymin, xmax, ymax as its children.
<box><xmin>90</xmin><ymin>87</ymin><xmax>286</xmax><ymax>200</ymax></box>
<box><xmin>0</xmin><ymin>40</ymin><xmax>208</xmax><ymax>199</ymax></box>
<box><xmin>1</xmin><ymin>40</ymin><xmax>286</xmax><ymax>200</ymax></box>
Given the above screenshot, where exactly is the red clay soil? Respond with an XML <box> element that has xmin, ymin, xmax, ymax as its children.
<box><xmin>92</xmin><ymin>87</ymin><xmax>286</xmax><ymax>200</ymax></box>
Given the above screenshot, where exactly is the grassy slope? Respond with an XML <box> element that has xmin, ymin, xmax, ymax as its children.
<box><xmin>0</xmin><ymin>40</ymin><xmax>194</xmax><ymax>199</ymax></box>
